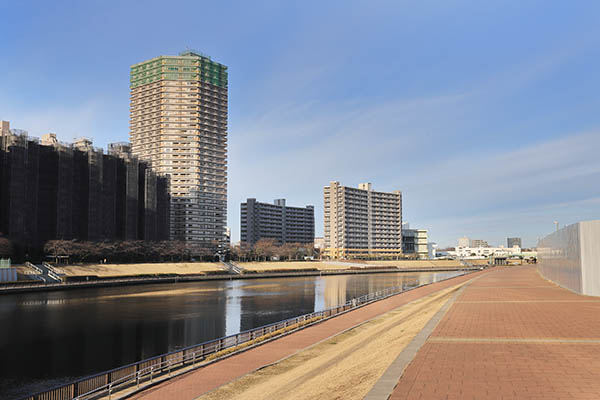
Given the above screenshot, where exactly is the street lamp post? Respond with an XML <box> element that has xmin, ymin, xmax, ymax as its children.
<box><xmin>553</xmin><ymin>221</ymin><xmax>559</xmax><ymax>232</ymax></box>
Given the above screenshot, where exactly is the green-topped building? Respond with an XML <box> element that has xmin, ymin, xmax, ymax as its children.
<box><xmin>129</xmin><ymin>51</ymin><xmax>228</xmax><ymax>249</ymax></box>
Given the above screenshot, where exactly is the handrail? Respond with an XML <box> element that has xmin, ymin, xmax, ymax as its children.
<box><xmin>21</xmin><ymin>270</ymin><xmax>470</xmax><ymax>400</ymax></box>
<box><xmin>25</xmin><ymin>262</ymin><xmax>43</xmax><ymax>275</ymax></box>
<box><xmin>42</xmin><ymin>262</ymin><xmax>64</xmax><ymax>282</ymax></box>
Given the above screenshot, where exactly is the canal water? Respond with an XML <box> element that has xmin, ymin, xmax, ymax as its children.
<box><xmin>0</xmin><ymin>271</ymin><xmax>462</xmax><ymax>399</ymax></box>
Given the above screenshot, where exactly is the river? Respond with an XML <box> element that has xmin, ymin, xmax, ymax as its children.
<box><xmin>0</xmin><ymin>270</ymin><xmax>462</xmax><ymax>399</ymax></box>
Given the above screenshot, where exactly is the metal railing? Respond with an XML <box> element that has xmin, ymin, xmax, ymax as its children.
<box><xmin>24</xmin><ymin>262</ymin><xmax>62</xmax><ymax>283</ymax></box>
<box><xmin>42</xmin><ymin>262</ymin><xmax>65</xmax><ymax>282</ymax></box>
<box><xmin>21</xmin><ymin>270</ymin><xmax>469</xmax><ymax>400</ymax></box>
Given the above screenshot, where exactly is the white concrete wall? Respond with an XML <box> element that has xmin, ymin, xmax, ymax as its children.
<box><xmin>580</xmin><ymin>221</ymin><xmax>600</xmax><ymax>296</ymax></box>
<box><xmin>538</xmin><ymin>220</ymin><xmax>600</xmax><ymax>296</ymax></box>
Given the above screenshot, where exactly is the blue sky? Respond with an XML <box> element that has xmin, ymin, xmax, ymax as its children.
<box><xmin>1</xmin><ymin>0</ymin><xmax>599</xmax><ymax>248</ymax></box>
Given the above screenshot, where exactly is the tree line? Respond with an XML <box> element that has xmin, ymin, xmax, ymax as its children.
<box><xmin>0</xmin><ymin>235</ymin><xmax>318</xmax><ymax>264</ymax></box>
<box><xmin>230</xmin><ymin>239</ymin><xmax>316</xmax><ymax>262</ymax></box>
<box><xmin>43</xmin><ymin>240</ymin><xmax>219</xmax><ymax>263</ymax></box>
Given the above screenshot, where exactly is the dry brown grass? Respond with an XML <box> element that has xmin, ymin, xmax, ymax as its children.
<box><xmin>363</xmin><ymin>259</ymin><xmax>462</xmax><ymax>268</ymax></box>
<box><xmin>467</xmin><ymin>259</ymin><xmax>491</xmax><ymax>266</ymax></box>
<box><xmin>239</xmin><ymin>262</ymin><xmax>350</xmax><ymax>272</ymax></box>
<box><xmin>57</xmin><ymin>262</ymin><xmax>224</xmax><ymax>277</ymax></box>
<box><xmin>199</xmin><ymin>284</ymin><xmax>461</xmax><ymax>400</ymax></box>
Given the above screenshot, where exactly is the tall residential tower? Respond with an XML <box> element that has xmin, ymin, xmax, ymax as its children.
<box><xmin>129</xmin><ymin>51</ymin><xmax>228</xmax><ymax>248</ymax></box>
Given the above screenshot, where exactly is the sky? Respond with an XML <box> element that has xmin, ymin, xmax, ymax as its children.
<box><xmin>1</xmin><ymin>0</ymin><xmax>599</xmax><ymax>248</ymax></box>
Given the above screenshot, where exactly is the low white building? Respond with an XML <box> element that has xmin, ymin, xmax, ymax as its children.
<box><xmin>427</xmin><ymin>242</ymin><xmax>438</xmax><ymax>259</ymax></box>
<box><xmin>449</xmin><ymin>245</ymin><xmax>521</xmax><ymax>259</ymax></box>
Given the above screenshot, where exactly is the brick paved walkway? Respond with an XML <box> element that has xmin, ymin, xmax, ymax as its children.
<box><xmin>390</xmin><ymin>266</ymin><xmax>600</xmax><ymax>400</ymax></box>
<box><xmin>130</xmin><ymin>270</ymin><xmax>485</xmax><ymax>400</ymax></box>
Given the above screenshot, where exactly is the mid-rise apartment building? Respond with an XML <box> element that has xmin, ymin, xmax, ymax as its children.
<box><xmin>129</xmin><ymin>51</ymin><xmax>228</xmax><ymax>248</ymax></box>
<box><xmin>323</xmin><ymin>182</ymin><xmax>402</xmax><ymax>259</ymax></box>
<box><xmin>240</xmin><ymin>198</ymin><xmax>314</xmax><ymax>245</ymax></box>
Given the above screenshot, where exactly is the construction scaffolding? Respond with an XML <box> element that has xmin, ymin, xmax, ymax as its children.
<box><xmin>0</xmin><ymin>133</ymin><xmax>170</xmax><ymax>253</ymax></box>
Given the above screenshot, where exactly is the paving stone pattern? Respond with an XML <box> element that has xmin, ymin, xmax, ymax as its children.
<box><xmin>390</xmin><ymin>266</ymin><xmax>600</xmax><ymax>400</ymax></box>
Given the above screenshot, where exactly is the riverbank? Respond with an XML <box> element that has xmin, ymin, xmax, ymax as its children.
<box><xmin>0</xmin><ymin>267</ymin><xmax>481</xmax><ymax>295</ymax></box>
<box><xmin>0</xmin><ymin>261</ymin><xmax>482</xmax><ymax>295</ymax></box>
<box><xmin>128</xmin><ymin>269</ymin><xmax>486</xmax><ymax>400</ymax></box>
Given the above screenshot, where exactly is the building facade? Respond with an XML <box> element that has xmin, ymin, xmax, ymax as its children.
<box><xmin>402</xmin><ymin>228</ymin><xmax>428</xmax><ymax>259</ymax></box>
<box><xmin>0</xmin><ymin>127</ymin><xmax>169</xmax><ymax>252</ymax></box>
<box><xmin>458</xmin><ymin>236</ymin><xmax>471</xmax><ymax>248</ymax></box>
<box><xmin>323</xmin><ymin>182</ymin><xmax>402</xmax><ymax>259</ymax></box>
<box><xmin>471</xmin><ymin>239</ymin><xmax>489</xmax><ymax>248</ymax></box>
<box><xmin>450</xmin><ymin>246</ymin><xmax>521</xmax><ymax>259</ymax></box>
<box><xmin>507</xmin><ymin>237</ymin><xmax>522</xmax><ymax>248</ymax></box>
<box><xmin>240</xmin><ymin>198</ymin><xmax>314</xmax><ymax>245</ymax></box>
<box><xmin>129</xmin><ymin>51</ymin><xmax>228</xmax><ymax>248</ymax></box>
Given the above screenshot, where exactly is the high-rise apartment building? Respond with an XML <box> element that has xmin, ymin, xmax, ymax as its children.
<box><xmin>240</xmin><ymin>198</ymin><xmax>314</xmax><ymax>245</ymax></box>
<box><xmin>129</xmin><ymin>51</ymin><xmax>228</xmax><ymax>248</ymax></box>
<box><xmin>323</xmin><ymin>182</ymin><xmax>402</xmax><ymax>259</ymax></box>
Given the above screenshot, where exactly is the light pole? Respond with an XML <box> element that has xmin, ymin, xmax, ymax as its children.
<box><xmin>553</xmin><ymin>221</ymin><xmax>559</xmax><ymax>232</ymax></box>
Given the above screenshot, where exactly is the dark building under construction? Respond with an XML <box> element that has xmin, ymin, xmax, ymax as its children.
<box><xmin>0</xmin><ymin>122</ymin><xmax>170</xmax><ymax>253</ymax></box>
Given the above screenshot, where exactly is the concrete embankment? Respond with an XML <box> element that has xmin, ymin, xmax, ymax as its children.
<box><xmin>0</xmin><ymin>260</ymin><xmax>480</xmax><ymax>295</ymax></box>
<box><xmin>0</xmin><ymin>266</ymin><xmax>479</xmax><ymax>295</ymax></box>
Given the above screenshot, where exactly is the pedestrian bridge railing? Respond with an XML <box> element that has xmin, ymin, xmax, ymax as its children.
<box><xmin>22</xmin><ymin>270</ymin><xmax>468</xmax><ymax>400</ymax></box>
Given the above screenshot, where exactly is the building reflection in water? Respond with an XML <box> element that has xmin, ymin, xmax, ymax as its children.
<box><xmin>0</xmin><ymin>271</ymin><xmax>461</xmax><ymax>400</ymax></box>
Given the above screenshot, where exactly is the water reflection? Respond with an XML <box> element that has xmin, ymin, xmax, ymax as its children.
<box><xmin>0</xmin><ymin>271</ymin><xmax>460</xmax><ymax>399</ymax></box>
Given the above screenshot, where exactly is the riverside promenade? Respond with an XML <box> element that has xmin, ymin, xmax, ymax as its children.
<box><xmin>388</xmin><ymin>266</ymin><xmax>600</xmax><ymax>400</ymax></box>
<box><xmin>129</xmin><ymin>270</ymin><xmax>485</xmax><ymax>400</ymax></box>
<box><xmin>130</xmin><ymin>266</ymin><xmax>600</xmax><ymax>400</ymax></box>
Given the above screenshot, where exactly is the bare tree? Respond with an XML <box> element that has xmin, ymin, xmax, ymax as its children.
<box><xmin>253</xmin><ymin>239</ymin><xmax>277</xmax><ymax>261</ymax></box>
<box><xmin>231</xmin><ymin>242</ymin><xmax>252</xmax><ymax>262</ymax></box>
<box><xmin>281</xmin><ymin>243</ymin><xmax>297</xmax><ymax>260</ymax></box>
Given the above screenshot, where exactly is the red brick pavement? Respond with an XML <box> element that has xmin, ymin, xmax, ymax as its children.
<box><xmin>131</xmin><ymin>270</ymin><xmax>487</xmax><ymax>400</ymax></box>
<box><xmin>390</xmin><ymin>266</ymin><xmax>600</xmax><ymax>400</ymax></box>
